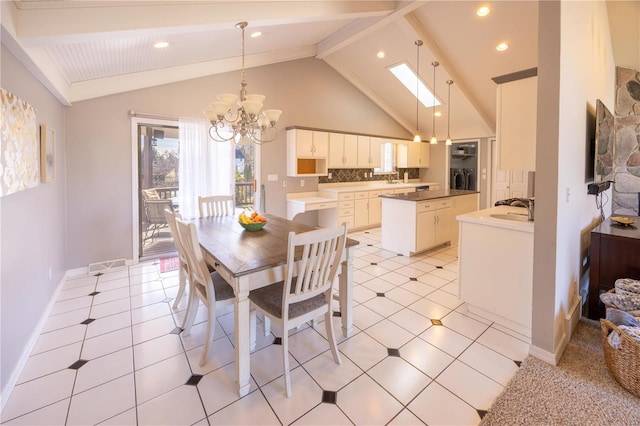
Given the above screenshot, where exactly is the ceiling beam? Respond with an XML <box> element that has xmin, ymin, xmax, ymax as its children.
<box><xmin>316</xmin><ymin>1</ymin><xmax>424</xmax><ymax>59</ymax></box>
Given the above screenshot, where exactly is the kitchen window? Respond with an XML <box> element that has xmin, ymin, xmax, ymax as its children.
<box><xmin>375</xmin><ymin>142</ymin><xmax>396</xmax><ymax>174</ymax></box>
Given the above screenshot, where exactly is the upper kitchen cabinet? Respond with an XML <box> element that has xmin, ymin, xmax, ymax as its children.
<box><xmin>287</xmin><ymin>129</ymin><xmax>328</xmax><ymax>176</ymax></box>
<box><xmin>496</xmin><ymin>74</ymin><xmax>537</xmax><ymax>171</ymax></box>
<box><xmin>328</xmin><ymin>133</ymin><xmax>358</xmax><ymax>168</ymax></box>
<box><xmin>357</xmin><ymin>136</ymin><xmax>382</xmax><ymax>168</ymax></box>
<box><xmin>396</xmin><ymin>141</ymin><xmax>430</xmax><ymax>168</ymax></box>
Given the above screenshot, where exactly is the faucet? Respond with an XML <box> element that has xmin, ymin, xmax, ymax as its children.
<box><xmin>510</xmin><ymin>198</ymin><xmax>535</xmax><ymax>221</ymax></box>
<box><xmin>387</xmin><ymin>171</ymin><xmax>399</xmax><ymax>184</ymax></box>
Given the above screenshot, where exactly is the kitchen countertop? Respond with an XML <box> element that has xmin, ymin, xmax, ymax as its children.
<box><xmin>380</xmin><ymin>189</ymin><xmax>478</xmax><ymax>201</ymax></box>
<box><xmin>456</xmin><ymin>205</ymin><xmax>534</xmax><ymax>233</ymax></box>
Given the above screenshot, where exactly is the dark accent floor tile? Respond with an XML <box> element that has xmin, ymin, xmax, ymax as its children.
<box><xmin>367</xmin><ymin>244</ymin><xmax>373</xmax><ymax>247</ymax></box>
<box><xmin>162</xmin><ymin>297</ymin><xmax>172</xmax><ymax>303</ymax></box>
<box><xmin>170</xmin><ymin>327</ymin><xmax>183</xmax><ymax>335</ymax></box>
<box><xmin>436</xmin><ymin>266</ymin><xmax>444</xmax><ymax>269</ymax></box>
<box><xmin>69</xmin><ymin>359</ymin><xmax>89</xmax><ymax>370</ymax></box>
<box><xmin>94</xmin><ymin>272</ymin><xmax>104</xmax><ymax>277</ymax></box>
<box><xmin>397</xmin><ymin>254</ymin><xmax>403</xmax><ymax>256</ymax></box>
<box><xmin>80</xmin><ymin>318</ymin><xmax>95</xmax><ymax>325</ymax></box>
<box><xmin>322</xmin><ymin>390</ymin><xmax>337</xmax><ymax>404</ymax></box>
<box><xmin>185</xmin><ymin>374</ymin><xmax>203</xmax><ymax>386</ymax></box>
<box><xmin>333</xmin><ymin>311</ymin><xmax>342</xmax><ymax>317</ymax></box>
<box><xmin>376</xmin><ymin>292</ymin><xmax>385</xmax><ymax>297</ymax></box>
<box><xmin>431</xmin><ymin>319</ymin><xmax>443</xmax><ymax>326</ymax></box>
<box><xmin>387</xmin><ymin>348</ymin><xmax>400</xmax><ymax>357</ymax></box>
<box><xmin>88</xmin><ymin>291</ymin><xmax>100</xmax><ymax>296</ymax></box>
<box><xmin>477</xmin><ymin>409</ymin><xmax>487</xmax><ymax>419</ymax></box>
<box><xmin>370</xmin><ymin>262</ymin><xmax>377</xmax><ymax>265</ymax></box>
<box><xmin>364</xmin><ymin>231</ymin><xmax>370</xmax><ymax>234</ymax></box>
<box><xmin>274</xmin><ymin>337</ymin><xmax>282</xmax><ymax>345</ymax></box>
<box><xmin>514</xmin><ymin>360</ymin><xmax>522</xmax><ymax>367</ymax></box>
<box><xmin>410</xmin><ymin>277</ymin><xmax>418</xmax><ymax>281</ymax></box>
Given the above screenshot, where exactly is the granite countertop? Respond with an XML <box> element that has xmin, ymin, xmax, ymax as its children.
<box><xmin>379</xmin><ymin>189</ymin><xmax>479</xmax><ymax>201</ymax></box>
<box><xmin>318</xmin><ymin>181</ymin><xmax>440</xmax><ymax>193</ymax></box>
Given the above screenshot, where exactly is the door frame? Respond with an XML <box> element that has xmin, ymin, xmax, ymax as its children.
<box><xmin>131</xmin><ymin>116</ymin><xmax>177</xmax><ymax>264</ymax></box>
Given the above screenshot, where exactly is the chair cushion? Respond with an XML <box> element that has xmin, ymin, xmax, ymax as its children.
<box><xmin>248</xmin><ymin>280</ymin><xmax>326</xmax><ymax>319</ymax></box>
<box><xmin>211</xmin><ymin>271</ymin><xmax>235</xmax><ymax>301</ymax></box>
<box><xmin>142</xmin><ymin>189</ymin><xmax>160</xmax><ymax>200</ymax></box>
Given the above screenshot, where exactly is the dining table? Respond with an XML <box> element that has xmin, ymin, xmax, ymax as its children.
<box><xmin>186</xmin><ymin>214</ymin><xmax>359</xmax><ymax>397</ymax></box>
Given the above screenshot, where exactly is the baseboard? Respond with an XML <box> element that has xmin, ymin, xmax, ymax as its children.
<box><xmin>1</xmin><ymin>271</ymin><xmax>69</xmax><ymax>410</ymax></box>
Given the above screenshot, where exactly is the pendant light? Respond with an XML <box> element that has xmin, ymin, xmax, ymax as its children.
<box><xmin>413</xmin><ymin>40</ymin><xmax>423</xmax><ymax>143</ymax></box>
<box><xmin>445</xmin><ymin>80</ymin><xmax>454</xmax><ymax>146</ymax></box>
<box><xmin>430</xmin><ymin>61</ymin><xmax>439</xmax><ymax>144</ymax></box>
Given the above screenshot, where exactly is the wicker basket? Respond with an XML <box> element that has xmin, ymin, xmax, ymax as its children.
<box><xmin>600</xmin><ymin>318</ymin><xmax>640</xmax><ymax>397</ymax></box>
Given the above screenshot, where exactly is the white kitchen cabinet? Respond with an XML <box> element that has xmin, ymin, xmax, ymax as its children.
<box><xmin>353</xmin><ymin>191</ymin><xmax>369</xmax><ymax>228</ymax></box>
<box><xmin>357</xmin><ymin>136</ymin><xmax>382</xmax><ymax>168</ymax></box>
<box><xmin>287</xmin><ymin>129</ymin><xmax>328</xmax><ymax>176</ymax></box>
<box><xmin>396</xmin><ymin>141</ymin><xmax>430</xmax><ymax>168</ymax></box>
<box><xmin>415</xmin><ymin>200</ymin><xmax>452</xmax><ymax>252</ymax></box>
<box><xmin>328</xmin><ymin>133</ymin><xmax>358</xmax><ymax>168</ymax></box>
<box><xmin>496</xmin><ymin>76</ymin><xmax>537</xmax><ymax>171</ymax></box>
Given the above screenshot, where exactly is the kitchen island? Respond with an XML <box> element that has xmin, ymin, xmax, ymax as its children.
<box><xmin>380</xmin><ymin>189</ymin><xmax>479</xmax><ymax>256</ymax></box>
<box><xmin>457</xmin><ymin>205</ymin><xmax>534</xmax><ymax>338</ymax></box>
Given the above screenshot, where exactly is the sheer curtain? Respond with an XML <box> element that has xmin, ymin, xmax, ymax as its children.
<box><xmin>178</xmin><ymin>118</ymin><xmax>234</xmax><ymax>218</ymax></box>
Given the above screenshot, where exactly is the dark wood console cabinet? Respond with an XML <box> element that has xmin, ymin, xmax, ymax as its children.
<box><xmin>587</xmin><ymin>218</ymin><xmax>640</xmax><ymax>319</ymax></box>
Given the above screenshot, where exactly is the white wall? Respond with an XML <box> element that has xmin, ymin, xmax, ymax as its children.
<box><xmin>65</xmin><ymin>57</ymin><xmax>409</xmax><ymax>269</ymax></box>
<box><xmin>0</xmin><ymin>45</ymin><xmax>68</xmax><ymax>397</ymax></box>
<box><xmin>532</xmin><ymin>0</ymin><xmax>616</xmax><ymax>360</ymax></box>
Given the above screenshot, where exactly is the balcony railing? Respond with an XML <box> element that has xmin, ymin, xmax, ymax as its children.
<box><xmin>150</xmin><ymin>184</ymin><xmax>253</xmax><ymax>208</ymax></box>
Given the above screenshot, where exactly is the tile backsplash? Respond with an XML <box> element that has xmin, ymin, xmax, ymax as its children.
<box><xmin>319</xmin><ymin>168</ymin><xmax>420</xmax><ymax>184</ymax></box>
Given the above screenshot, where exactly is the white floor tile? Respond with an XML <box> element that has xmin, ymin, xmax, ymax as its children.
<box><xmin>387</xmin><ymin>408</ymin><xmax>425</xmax><ymax>426</ymax></box>
<box><xmin>365</xmin><ymin>319</ymin><xmax>414</xmax><ymax>349</ymax></box>
<box><xmin>441</xmin><ymin>280</ymin><xmax>459</xmax><ymax>296</ymax></box>
<box><xmin>129</xmin><ymin>279</ymin><xmax>164</xmax><ymax>296</ymax></box>
<box><xmin>416</xmin><ymin>273</ymin><xmax>451</xmax><ymax>288</ymax></box>
<box><xmin>89</xmin><ymin>297</ymin><xmax>131</xmax><ymax>318</ymax></box>
<box><xmin>185</xmin><ymin>334</ymin><xmax>236</xmax><ymax>375</ymax></box>
<box><xmin>384</xmin><ymin>286</ymin><xmax>423</xmax><ymax>307</ymax></box>
<box><xmin>352</xmin><ymin>304</ymin><xmax>384</xmax><ymax>330</ymax></box>
<box><xmin>287</xmin><ymin>327</ymin><xmax>332</xmax><ymax>365</ymax></box>
<box><xmin>130</xmin><ymin>271</ymin><xmax>161</xmax><ymax>285</ymax></box>
<box><xmin>81</xmin><ymin>327</ymin><xmax>132</xmax><ymax>360</ymax></box>
<box><xmin>198</xmin><ymin>363</ymin><xmax>257</xmax><ymax>416</ymax></box>
<box><xmin>400</xmin><ymin>337</ymin><xmax>454</xmax><ymax>378</ymax></box>
<box><xmin>58</xmin><ymin>284</ymin><xmax>96</xmax><ymax>301</ymax></box>
<box><xmin>476</xmin><ymin>327</ymin><xmax>530</xmax><ymax>362</ymax></box>
<box><xmin>337</xmin><ymin>374</ymin><xmax>402</xmax><ymax>426</ymax></box>
<box><xmin>42</xmin><ymin>308</ymin><xmax>91</xmax><ymax>333</ymax></box>
<box><xmin>99</xmin><ymin>408</ymin><xmax>137</xmax><ymax>425</ymax></box>
<box><xmin>408</xmin><ymin>381</ymin><xmax>480</xmax><ymax>426</ymax></box>
<box><xmin>130</xmin><ymin>289</ymin><xmax>167</xmax><ymax>309</ymax></box>
<box><xmin>133</xmin><ymin>333</ymin><xmax>184</xmax><ymax>369</ymax></box>
<box><xmin>303</xmin><ymin>349</ymin><xmax>363</xmax><ymax>391</ymax></box>
<box><xmin>74</xmin><ymin>347</ymin><xmax>134</xmax><ymax>394</ymax></box>
<box><xmin>134</xmin><ymin>354</ymin><xmax>192</xmax><ymax>404</ymax></box>
<box><xmin>291</xmin><ymin>402</ymin><xmax>353</xmax><ymax>425</ymax></box>
<box><xmin>338</xmin><ymin>332</ymin><xmax>387</xmax><ymax>371</ymax></box>
<box><xmin>31</xmin><ymin>324</ymin><xmax>86</xmax><ymax>355</ymax></box>
<box><xmin>131</xmin><ymin>301</ymin><xmax>173</xmax><ymax>324</ymax></box>
<box><xmin>1</xmin><ymin>370</ymin><xmax>75</xmax><ymax>422</ymax></box>
<box><xmin>362</xmin><ymin>296</ymin><xmax>403</xmax><ymax>318</ymax></box>
<box><xmin>66</xmin><ymin>374</ymin><xmax>136</xmax><ymax>425</ymax></box>
<box><xmin>137</xmin><ymin>385</ymin><xmax>207</xmax><ymax>426</ymax></box>
<box><xmin>131</xmin><ymin>314</ymin><xmax>176</xmax><ymax>345</ymax></box>
<box><xmin>420</xmin><ymin>325</ymin><xmax>472</xmax><ymax>357</ymax></box>
<box><xmin>63</xmin><ymin>275</ymin><xmax>97</xmax><ymax>289</ymax></box>
<box><xmin>95</xmin><ymin>276</ymin><xmax>130</xmax><ymax>292</ymax></box>
<box><xmin>249</xmin><ymin>344</ymin><xmax>299</xmax><ymax>387</ymax></box>
<box><xmin>408</xmin><ymin>297</ymin><xmax>452</xmax><ymax>320</ymax></box>
<box><xmin>425</xmin><ymin>289</ymin><xmax>463</xmax><ymax>310</ymax></box>
<box><xmin>459</xmin><ymin>342</ymin><xmax>520</xmax><ymax>386</ymax></box>
<box><xmin>97</xmin><ymin>268</ymin><xmax>130</xmax><ymax>282</ymax></box>
<box><xmin>436</xmin><ymin>360</ymin><xmax>504</xmax><ymax>410</ymax></box>
<box><xmin>353</xmin><ymin>285</ymin><xmax>377</xmax><ymax>304</ymax></box>
<box><xmin>441</xmin><ymin>310</ymin><xmax>490</xmax><ymax>340</ymax></box>
<box><xmin>388</xmin><ymin>308</ymin><xmax>433</xmax><ymax>336</ymax></box>
<box><xmin>361</xmin><ymin>277</ymin><xmax>397</xmax><ymax>294</ymax></box>
<box><xmin>261</xmin><ymin>366</ymin><xmax>323</xmax><ymax>425</ymax></box>
<box><xmin>50</xmin><ymin>297</ymin><xmax>92</xmax><ymax>316</ymax></box>
<box><xmin>84</xmin><ymin>311</ymin><xmax>131</xmax><ymax>339</ymax></box>
<box><xmin>379</xmin><ymin>270</ymin><xmax>412</xmax><ymax>286</ymax></box>
<box><xmin>207</xmin><ymin>389</ymin><xmax>281</xmax><ymax>425</ymax></box>
<box><xmin>368</xmin><ymin>356</ymin><xmax>431</xmax><ymax>404</ymax></box>
<box><xmin>92</xmin><ymin>286</ymin><xmax>130</xmax><ymax>305</ymax></box>
<box><xmin>17</xmin><ymin>342</ymin><xmax>82</xmax><ymax>384</ymax></box>
<box><xmin>353</xmin><ymin>269</ymin><xmax>376</xmax><ymax>284</ymax></box>
<box><xmin>2</xmin><ymin>398</ymin><xmax>69</xmax><ymax>425</ymax></box>
<box><xmin>400</xmin><ymin>280</ymin><xmax>437</xmax><ymax>297</ymax></box>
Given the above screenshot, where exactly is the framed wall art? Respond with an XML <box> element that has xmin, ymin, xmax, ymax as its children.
<box><xmin>40</xmin><ymin>125</ymin><xmax>56</xmax><ymax>183</ymax></box>
<box><xmin>0</xmin><ymin>87</ymin><xmax>39</xmax><ymax>196</ymax></box>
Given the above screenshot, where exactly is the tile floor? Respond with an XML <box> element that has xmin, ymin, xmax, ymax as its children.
<box><xmin>2</xmin><ymin>228</ymin><xmax>531</xmax><ymax>425</ymax></box>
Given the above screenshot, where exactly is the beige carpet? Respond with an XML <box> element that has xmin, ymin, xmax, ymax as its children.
<box><xmin>481</xmin><ymin>319</ymin><xmax>640</xmax><ymax>425</ymax></box>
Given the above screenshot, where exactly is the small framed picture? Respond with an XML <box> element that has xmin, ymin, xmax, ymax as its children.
<box><xmin>40</xmin><ymin>125</ymin><xmax>55</xmax><ymax>183</ymax></box>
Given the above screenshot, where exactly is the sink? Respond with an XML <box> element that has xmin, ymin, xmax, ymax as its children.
<box><xmin>490</xmin><ymin>213</ymin><xmax>531</xmax><ymax>222</ymax></box>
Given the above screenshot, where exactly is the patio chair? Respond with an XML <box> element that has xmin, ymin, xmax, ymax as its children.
<box><xmin>142</xmin><ymin>188</ymin><xmax>174</xmax><ymax>242</ymax></box>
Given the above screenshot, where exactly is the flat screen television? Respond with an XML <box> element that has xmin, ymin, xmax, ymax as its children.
<box><xmin>593</xmin><ymin>99</ymin><xmax>614</xmax><ymax>183</ymax></box>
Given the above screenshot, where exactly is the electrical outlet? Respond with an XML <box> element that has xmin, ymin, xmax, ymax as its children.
<box><xmin>282</xmin><ymin>181</ymin><xmax>287</xmax><ymax>188</ymax></box>
<box><xmin>328</xmin><ymin>172</ymin><xmax>332</xmax><ymax>180</ymax></box>
<box><xmin>300</xmin><ymin>179</ymin><xmax>305</xmax><ymax>187</ymax></box>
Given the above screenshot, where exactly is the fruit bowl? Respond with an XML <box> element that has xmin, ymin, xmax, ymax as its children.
<box><xmin>239</xmin><ymin>220</ymin><xmax>267</xmax><ymax>231</ymax></box>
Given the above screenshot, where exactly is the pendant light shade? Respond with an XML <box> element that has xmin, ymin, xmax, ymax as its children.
<box><xmin>430</xmin><ymin>61</ymin><xmax>439</xmax><ymax>144</ymax></box>
<box><xmin>413</xmin><ymin>40</ymin><xmax>423</xmax><ymax>143</ymax></box>
<box><xmin>446</xmin><ymin>80</ymin><xmax>454</xmax><ymax>146</ymax></box>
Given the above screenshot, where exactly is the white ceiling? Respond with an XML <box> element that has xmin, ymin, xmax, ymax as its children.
<box><xmin>2</xmin><ymin>0</ymin><xmax>542</xmax><ymax>140</ymax></box>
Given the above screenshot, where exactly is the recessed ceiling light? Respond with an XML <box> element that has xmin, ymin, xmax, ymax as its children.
<box><xmin>477</xmin><ymin>6</ymin><xmax>490</xmax><ymax>17</ymax></box>
<box><xmin>250</xmin><ymin>31</ymin><xmax>262</xmax><ymax>38</ymax></box>
<box><xmin>377</xmin><ymin>51</ymin><xmax>386</xmax><ymax>59</ymax></box>
<box><xmin>496</xmin><ymin>42</ymin><xmax>509</xmax><ymax>51</ymax></box>
<box><xmin>154</xmin><ymin>41</ymin><xmax>169</xmax><ymax>49</ymax></box>
<box><xmin>434</xmin><ymin>111</ymin><xmax>442</xmax><ymax>117</ymax></box>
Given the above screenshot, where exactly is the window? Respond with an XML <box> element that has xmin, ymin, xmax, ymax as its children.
<box><xmin>375</xmin><ymin>142</ymin><xmax>396</xmax><ymax>174</ymax></box>
<box><xmin>389</xmin><ymin>63</ymin><xmax>440</xmax><ymax>108</ymax></box>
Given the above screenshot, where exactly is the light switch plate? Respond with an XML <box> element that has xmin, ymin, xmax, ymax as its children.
<box><xmin>267</xmin><ymin>174</ymin><xmax>278</xmax><ymax>181</ymax></box>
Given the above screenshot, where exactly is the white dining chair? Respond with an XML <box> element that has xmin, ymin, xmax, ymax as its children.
<box><xmin>164</xmin><ymin>209</ymin><xmax>189</xmax><ymax>310</ymax></box>
<box><xmin>248</xmin><ymin>224</ymin><xmax>347</xmax><ymax>397</ymax></box>
<box><xmin>175</xmin><ymin>218</ymin><xmax>236</xmax><ymax>367</ymax></box>
<box><xmin>198</xmin><ymin>195</ymin><xmax>235</xmax><ymax>218</ymax></box>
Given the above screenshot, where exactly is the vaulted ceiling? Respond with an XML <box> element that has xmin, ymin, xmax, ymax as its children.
<box><xmin>2</xmin><ymin>0</ymin><xmax>541</xmax><ymax>140</ymax></box>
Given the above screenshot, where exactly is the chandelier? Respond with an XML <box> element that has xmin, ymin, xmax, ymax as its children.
<box><xmin>204</xmin><ymin>22</ymin><xmax>282</xmax><ymax>145</ymax></box>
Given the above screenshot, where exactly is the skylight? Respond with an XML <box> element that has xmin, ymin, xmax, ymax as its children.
<box><xmin>389</xmin><ymin>62</ymin><xmax>440</xmax><ymax>108</ymax></box>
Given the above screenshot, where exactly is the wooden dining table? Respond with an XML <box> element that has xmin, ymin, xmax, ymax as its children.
<box><xmin>186</xmin><ymin>214</ymin><xmax>359</xmax><ymax>397</ymax></box>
